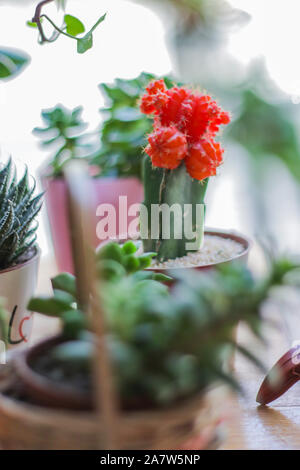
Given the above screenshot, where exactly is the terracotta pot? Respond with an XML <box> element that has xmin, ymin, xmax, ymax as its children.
<box><xmin>15</xmin><ymin>334</ymin><xmax>213</xmax><ymax>412</ymax></box>
<box><xmin>0</xmin><ymin>354</ymin><xmax>229</xmax><ymax>449</ymax></box>
<box><xmin>12</xmin><ymin>336</ymin><xmax>230</xmax><ymax>450</ymax></box>
<box><xmin>39</xmin><ymin>168</ymin><xmax>144</xmax><ymax>274</ymax></box>
<box><xmin>13</xmin><ymin>331</ymin><xmax>233</xmax><ymax>412</ymax></box>
<box><xmin>13</xmin><ymin>335</ymin><xmax>91</xmax><ymax>410</ymax></box>
<box><xmin>0</xmin><ymin>248</ymin><xmax>40</xmax><ymax>348</ymax></box>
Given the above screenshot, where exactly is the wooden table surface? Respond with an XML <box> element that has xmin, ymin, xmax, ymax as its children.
<box><xmin>32</xmin><ymin>255</ymin><xmax>300</xmax><ymax>451</ymax></box>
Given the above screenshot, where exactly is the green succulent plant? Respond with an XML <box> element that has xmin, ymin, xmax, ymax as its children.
<box><xmin>0</xmin><ymin>47</ymin><xmax>30</xmax><ymax>81</ymax></box>
<box><xmin>34</xmin><ymin>105</ymin><xmax>90</xmax><ymax>177</ymax></box>
<box><xmin>35</xmin><ymin>74</ymin><xmax>176</xmax><ymax>180</ymax></box>
<box><xmin>228</xmin><ymin>88</ymin><xmax>300</xmax><ymax>182</ymax></box>
<box><xmin>96</xmin><ymin>239</ymin><xmax>171</xmax><ymax>282</ymax></box>
<box><xmin>28</xmin><ymin>241</ymin><xmax>171</xmax><ymax>337</ymax></box>
<box><xmin>0</xmin><ymin>158</ymin><xmax>43</xmax><ymax>270</ymax></box>
<box><xmin>28</xmin><ymin>238</ymin><xmax>300</xmax><ymax>407</ymax></box>
<box><xmin>91</xmin><ymin>72</ymin><xmax>176</xmax><ymax>180</ymax></box>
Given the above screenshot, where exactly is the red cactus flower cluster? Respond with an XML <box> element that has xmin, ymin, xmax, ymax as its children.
<box><xmin>140</xmin><ymin>80</ymin><xmax>230</xmax><ymax>181</ymax></box>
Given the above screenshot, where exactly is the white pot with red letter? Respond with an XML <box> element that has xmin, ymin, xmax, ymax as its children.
<box><xmin>0</xmin><ymin>248</ymin><xmax>40</xmax><ymax>347</ymax></box>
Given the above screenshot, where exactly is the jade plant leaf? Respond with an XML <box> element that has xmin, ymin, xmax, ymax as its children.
<box><xmin>28</xmin><ymin>297</ymin><xmax>74</xmax><ymax>317</ymax></box>
<box><xmin>96</xmin><ymin>241</ymin><xmax>158</xmax><ymax>279</ymax></box>
<box><xmin>62</xmin><ymin>310</ymin><xmax>87</xmax><ymax>339</ymax></box>
<box><xmin>34</xmin><ymin>104</ymin><xmax>90</xmax><ymax>177</ymax></box>
<box><xmin>51</xmin><ymin>273</ymin><xmax>77</xmax><ymax>297</ymax></box>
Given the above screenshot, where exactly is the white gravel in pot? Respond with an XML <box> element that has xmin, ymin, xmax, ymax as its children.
<box><xmin>150</xmin><ymin>235</ymin><xmax>244</xmax><ymax>269</ymax></box>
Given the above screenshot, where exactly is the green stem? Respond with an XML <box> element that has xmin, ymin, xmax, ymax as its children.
<box><xmin>41</xmin><ymin>14</ymin><xmax>79</xmax><ymax>41</ymax></box>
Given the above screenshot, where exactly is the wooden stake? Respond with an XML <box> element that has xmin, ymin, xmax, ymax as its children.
<box><xmin>64</xmin><ymin>161</ymin><xmax>119</xmax><ymax>449</ymax></box>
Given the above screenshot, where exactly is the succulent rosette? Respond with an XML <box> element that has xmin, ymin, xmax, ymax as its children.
<box><xmin>140</xmin><ymin>80</ymin><xmax>230</xmax><ymax>180</ymax></box>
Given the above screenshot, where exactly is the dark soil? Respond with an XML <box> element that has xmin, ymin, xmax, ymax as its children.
<box><xmin>31</xmin><ymin>352</ymin><xmax>92</xmax><ymax>393</ymax></box>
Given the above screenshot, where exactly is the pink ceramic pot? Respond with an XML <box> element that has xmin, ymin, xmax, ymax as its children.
<box><xmin>40</xmin><ymin>170</ymin><xmax>143</xmax><ymax>274</ymax></box>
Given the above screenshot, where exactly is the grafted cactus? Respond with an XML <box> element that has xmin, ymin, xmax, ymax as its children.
<box><xmin>142</xmin><ymin>158</ymin><xmax>208</xmax><ymax>261</ymax></box>
<box><xmin>140</xmin><ymin>79</ymin><xmax>230</xmax><ymax>262</ymax></box>
<box><xmin>0</xmin><ymin>159</ymin><xmax>43</xmax><ymax>270</ymax></box>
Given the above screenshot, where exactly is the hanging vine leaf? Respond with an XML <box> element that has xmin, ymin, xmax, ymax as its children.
<box><xmin>77</xmin><ymin>13</ymin><xmax>106</xmax><ymax>54</ymax></box>
<box><xmin>29</xmin><ymin>0</ymin><xmax>106</xmax><ymax>54</ymax></box>
<box><xmin>77</xmin><ymin>35</ymin><xmax>93</xmax><ymax>54</ymax></box>
<box><xmin>64</xmin><ymin>14</ymin><xmax>85</xmax><ymax>37</ymax></box>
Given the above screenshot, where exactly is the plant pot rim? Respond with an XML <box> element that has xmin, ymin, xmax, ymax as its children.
<box><xmin>13</xmin><ymin>334</ymin><xmax>92</xmax><ymax>410</ymax></box>
<box><xmin>0</xmin><ymin>245</ymin><xmax>40</xmax><ymax>275</ymax></box>
<box><xmin>100</xmin><ymin>228</ymin><xmax>252</xmax><ymax>270</ymax></box>
<box><xmin>0</xmin><ymin>355</ymin><xmax>227</xmax><ymax>449</ymax></box>
<box><xmin>13</xmin><ymin>334</ymin><xmax>219</xmax><ymax>413</ymax></box>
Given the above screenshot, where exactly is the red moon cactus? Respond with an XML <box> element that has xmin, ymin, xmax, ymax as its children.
<box><xmin>140</xmin><ymin>80</ymin><xmax>230</xmax><ymax>181</ymax></box>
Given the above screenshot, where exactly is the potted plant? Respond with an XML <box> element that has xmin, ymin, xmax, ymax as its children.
<box><xmin>108</xmin><ymin>79</ymin><xmax>250</xmax><ymax>270</ymax></box>
<box><xmin>1</xmin><ymin>241</ymin><xmax>296</xmax><ymax>449</ymax></box>
<box><xmin>0</xmin><ymin>158</ymin><xmax>43</xmax><ymax>347</ymax></box>
<box><xmin>36</xmin><ymin>73</ymin><xmax>174</xmax><ymax>273</ymax></box>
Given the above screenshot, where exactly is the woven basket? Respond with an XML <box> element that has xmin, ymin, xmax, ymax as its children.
<box><xmin>0</xmin><ymin>360</ymin><xmax>228</xmax><ymax>450</ymax></box>
<box><xmin>0</xmin><ymin>161</ymin><xmax>231</xmax><ymax>450</ymax></box>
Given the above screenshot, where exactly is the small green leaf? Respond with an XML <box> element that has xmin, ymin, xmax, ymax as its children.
<box><xmin>97</xmin><ymin>242</ymin><xmax>124</xmax><ymax>264</ymax></box>
<box><xmin>76</xmin><ymin>13</ymin><xmax>106</xmax><ymax>54</ymax></box>
<box><xmin>77</xmin><ymin>34</ymin><xmax>93</xmax><ymax>54</ymax></box>
<box><xmin>98</xmin><ymin>259</ymin><xmax>127</xmax><ymax>281</ymax></box>
<box><xmin>64</xmin><ymin>14</ymin><xmax>85</xmax><ymax>37</ymax></box>
<box><xmin>122</xmin><ymin>240</ymin><xmax>137</xmax><ymax>255</ymax></box>
<box><xmin>151</xmin><ymin>273</ymin><xmax>173</xmax><ymax>282</ymax></box>
<box><xmin>26</xmin><ymin>21</ymin><xmax>38</xmax><ymax>28</ymax></box>
<box><xmin>124</xmin><ymin>255</ymin><xmax>140</xmax><ymax>273</ymax></box>
<box><xmin>27</xmin><ymin>297</ymin><xmax>74</xmax><ymax>316</ymax></box>
<box><xmin>62</xmin><ymin>310</ymin><xmax>87</xmax><ymax>339</ymax></box>
<box><xmin>51</xmin><ymin>272</ymin><xmax>77</xmax><ymax>297</ymax></box>
<box><xmin>139</xmin><ymin>255</ymin><xmax>152</xmax><ymax>269</ymax></box>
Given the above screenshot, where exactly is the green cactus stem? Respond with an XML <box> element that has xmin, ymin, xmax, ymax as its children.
<box><xmin>141</xmin><ymin>157</ymin><xmax>208</xmax><ymax>262</ymax></box>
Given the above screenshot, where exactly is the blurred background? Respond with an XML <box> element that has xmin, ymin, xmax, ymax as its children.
<box><xmin>1</xmin><ymin>0</ymin><xmax>300</xmax><ymax>257</ymax></box>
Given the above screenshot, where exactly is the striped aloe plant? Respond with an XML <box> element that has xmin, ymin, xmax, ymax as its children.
<box><xmin>0</xmin><ymin>158</ymin><xmax>43</xmax><ymax>270</ymax></box>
